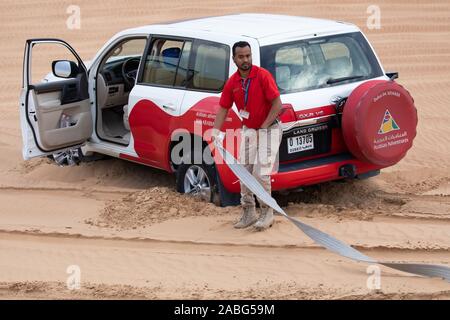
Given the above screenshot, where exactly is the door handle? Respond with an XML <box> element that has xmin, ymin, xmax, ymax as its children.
<box><xmin>162</xmin><ymin>104</ymin><xmax>176</xmax><ymax>111</ymax></box>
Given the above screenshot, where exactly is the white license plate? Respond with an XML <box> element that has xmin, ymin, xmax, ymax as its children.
<box><xmin>287</xmin><ymin>134</ymin><xmax>314</xmax><ymax>154</ymax></box>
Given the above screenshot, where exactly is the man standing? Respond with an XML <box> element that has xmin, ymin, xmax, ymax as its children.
<box><xmin>212</xmin><ymin>41</ymin><xmax>283</xmax><ymax>231</ymax></box>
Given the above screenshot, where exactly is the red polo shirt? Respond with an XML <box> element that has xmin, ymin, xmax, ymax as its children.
<box><xmin>219</xmin><ymin>65</ymin><xmax>280</xmax><ymax>129</ymax></box>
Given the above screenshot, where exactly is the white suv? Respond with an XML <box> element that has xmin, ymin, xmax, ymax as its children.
<box><xmin>19</xmin><ymin>14</ymin><xmax>417</xmax><ymax>206</ymax></box>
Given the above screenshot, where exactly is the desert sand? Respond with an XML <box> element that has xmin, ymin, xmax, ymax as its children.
<box><xmin>0</xmin><ymin>0</ymin><xmax>449</xmax><ymax>299</ymax></box>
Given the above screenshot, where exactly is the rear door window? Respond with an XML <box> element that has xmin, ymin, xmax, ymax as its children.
<box><xmin>188</xmin><ymin>40</ymin><xmax>230</xmax><ymax>92</ymax></box>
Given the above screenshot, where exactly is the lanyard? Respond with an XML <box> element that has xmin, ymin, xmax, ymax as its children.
<box><xmin>241</xmin><ymin>78</ymin><xmax>251</xmax><ymax>108</ymax></box>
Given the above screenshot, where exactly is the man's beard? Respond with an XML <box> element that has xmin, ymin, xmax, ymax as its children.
<box><xmin>240</xmin><ymin>63</ymin><xmax>251</xmax><ymax>71</ymax></box>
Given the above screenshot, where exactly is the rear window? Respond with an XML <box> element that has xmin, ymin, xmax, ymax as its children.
<box><xmin>261</xmin><ymin>32</ymin><xmax>383</xmax><ymax>94</ymax></box>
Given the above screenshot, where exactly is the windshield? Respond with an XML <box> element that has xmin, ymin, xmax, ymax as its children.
<box><xmin>260</xmin><ymin>32</ymin><xmax>383</xmax><ymax>94</ymax></box>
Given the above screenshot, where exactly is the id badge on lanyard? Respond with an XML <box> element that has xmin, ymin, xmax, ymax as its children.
<box><xmin>239</xmin><ymin>78</ymin><xmax>251</xmax><ymax>119</ymax></box>
<box><xmin>239</xmin><ymin>110</ymin><xmax>250</xmax><ymax>119</ymax></box>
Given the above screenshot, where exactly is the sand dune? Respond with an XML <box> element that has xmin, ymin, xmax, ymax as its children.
<box><xmin>0</xmin><ymin>0</ymin><xmax>449</xmax><ymax>299</ymax></box>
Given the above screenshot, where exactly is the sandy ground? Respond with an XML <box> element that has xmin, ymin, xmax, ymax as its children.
<box><xmin>0</xmin><ymin>0</ymin><xmax>449</xmax><ymax>299</ymax></box>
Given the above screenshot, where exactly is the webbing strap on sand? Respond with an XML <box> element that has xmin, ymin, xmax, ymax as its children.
<box><xmin>216</xmin><ymin>143</ymin><xmax>450</xmax><ymax>282</ymax></box>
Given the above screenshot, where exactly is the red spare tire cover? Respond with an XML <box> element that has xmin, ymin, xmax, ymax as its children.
<box><xmin>342</xmin><ymin>80</ymin><xmax>417</xmax><ymax>166</ymax></box>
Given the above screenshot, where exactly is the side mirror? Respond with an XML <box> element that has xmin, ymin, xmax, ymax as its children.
<box><xmin>52</xmin><ymin>60</ymin><xmax>79</xmax><ymax>78</ymax></box>
<box><xmin>385</xmin><ymin>71</ymin><xmax>399</xmax><ymax>80</ymax></box>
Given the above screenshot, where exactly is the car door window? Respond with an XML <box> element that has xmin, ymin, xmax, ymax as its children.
<box><xmin>30</xmin><ymin>42</ymin><xmax>80</xmax><ymax>84</ymax></box>
<box><xmin>141</xmin><ymin>38</ymin><xmax>190</xmax><ymax>87</ymax></box>
<box><xmin>189</xmin><ymin>41</ymin><xmax>229</xmax><ymax>92</ymax></box>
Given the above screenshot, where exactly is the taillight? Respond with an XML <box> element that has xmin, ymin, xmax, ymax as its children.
<box><xmin>279</xmin><ymin>104</ymin><xmax>297</xmax><ymax>123</ymax></box>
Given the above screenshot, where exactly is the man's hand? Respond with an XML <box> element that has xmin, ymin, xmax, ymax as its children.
<box><xmin>260</xmin><ymin>96</ymin><xmax>283</xmax><ymax>129</ymax></box>
<box><xmin>210</xmin><ymin>128</ymin><xmax>225</xmax><ymax>145</ymax></box>
<box><xmin>211</xmin><ymin>106</ymin><xmax>229</xmax><ymax>144</ymax></box>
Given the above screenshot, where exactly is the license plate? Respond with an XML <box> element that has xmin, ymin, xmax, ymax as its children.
<box><xmin>287</xmin><ymin>134</ymin><xmax>314</xmax><ymax>154</ymax></box>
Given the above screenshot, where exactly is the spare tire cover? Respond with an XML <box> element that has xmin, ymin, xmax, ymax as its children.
<box><xmin>342</xmin><ymin>80</ymin><xmax>417</xmax><ymax>166</ymax></box>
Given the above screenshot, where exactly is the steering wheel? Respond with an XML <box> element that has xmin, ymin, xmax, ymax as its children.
<box><xmin>122</xmin><ymin>57</ymin><xmax>141</xmax><ymax>88</ymax></box>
